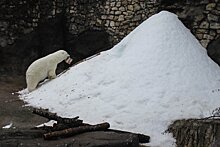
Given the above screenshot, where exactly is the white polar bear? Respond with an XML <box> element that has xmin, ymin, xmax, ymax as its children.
<box><xmin>26</xmin><ymin>50</ymin><xmax>72</xmax><ymax>92</ymax></box>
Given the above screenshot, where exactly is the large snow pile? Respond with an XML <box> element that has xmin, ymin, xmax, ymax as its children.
<box><xmin>19</xmin><ymin>11</ymin><xmax>220</xmax><ymax>146</ymax></box>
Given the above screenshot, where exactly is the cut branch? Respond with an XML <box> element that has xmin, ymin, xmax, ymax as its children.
<box><xmin>33</xmin><ymin>108</ymin><xmax>83</xmax><ymax>127</ymax></box>
<box><xmin>43</xmin><ymin>122</ymin><xmax>110</xmax><ymax>140</ymax></box>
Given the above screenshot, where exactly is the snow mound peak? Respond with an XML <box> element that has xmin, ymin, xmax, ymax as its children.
<box><xmin>19</xmin><ymin>11</ymin><xmax>220</xmax><ymax>146</ymax></box>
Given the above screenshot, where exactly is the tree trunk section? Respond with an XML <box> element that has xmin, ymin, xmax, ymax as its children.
<box><xmin>167</xmin><ymin>119</ymin><xmax>220</xmax><ymax>147</ymax></box>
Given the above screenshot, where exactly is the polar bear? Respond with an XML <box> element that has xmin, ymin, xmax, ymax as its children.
<box><xmin>26</xmin><ymin>50</ymin><xmax>72</xmax><ymax>92</ymax></box>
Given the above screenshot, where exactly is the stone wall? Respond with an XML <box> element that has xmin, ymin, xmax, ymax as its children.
<box><xmin>66</xmin><ymin>0</ymin><xmax>220</xmax><ymax>47</ymax></box>
<box><xmin>0</xmin><ymin>0</ymin><xmax>65</xmax><ymax>47</ymax></box>
<box><xmin>0</xmin><ymin>0</ymin><xmax>219</xmax><ymax>47</ymax></box>
<box><xmin>66</xmin><ymin>0</ymin><xmax>157</xmax><ymax>44</ymax></box>
<box><xmin>0</xmin><ymin>0</ymin><xmax>220</xmax><ymax>74</ymax></box>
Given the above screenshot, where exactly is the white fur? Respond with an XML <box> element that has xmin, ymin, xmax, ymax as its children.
<box><xmin>26</xmin><ymin>50</ymin><xmax>70</xmax><ymax>92</ymax></box>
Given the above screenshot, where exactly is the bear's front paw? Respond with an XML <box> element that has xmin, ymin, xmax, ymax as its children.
<box><xmin>48</xmin><ymin>75</ymin><xmax>57</xmax><ymax>79</ymax></box>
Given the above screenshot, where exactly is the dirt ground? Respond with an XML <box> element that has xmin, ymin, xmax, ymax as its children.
<box><xmin>0</xmin><ymin>75</ymin><xmax>47</xmax><ymax>129</ymax></box>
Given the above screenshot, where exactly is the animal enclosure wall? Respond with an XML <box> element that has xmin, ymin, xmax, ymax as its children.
<box><xmin>0</xmin><ymin>0</ymin><xmax>219</xmax><ymax>74</ymax></box>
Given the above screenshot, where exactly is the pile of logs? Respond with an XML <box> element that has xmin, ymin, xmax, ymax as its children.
<box><xmin>33</xmin><ymin>108</ymin><xmax>150</xmax><ymax>143</ymax></box>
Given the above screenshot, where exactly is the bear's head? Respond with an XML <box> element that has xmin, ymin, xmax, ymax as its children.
<box><xmin>54</xmin><ymin>50</ymin><xmax>72</xmax><ymax>64</ymax></box>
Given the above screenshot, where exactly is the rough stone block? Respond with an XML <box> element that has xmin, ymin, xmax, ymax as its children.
<box><xmin>132</xmin><ymin>15</ymin><xmax>142</xmax><ymax>22</ymax></box>
<box><xmin>70</xmin><ymin>10</ymin><xmax>76</xmax><ymax>14</ymax></box>
<box><xmin>101</xmin><ymin>15</ymin><xmax>107</xmax><ymax>19</ymax></box>
<box><xmin>195</xmin><ymin>14</ymin><xmax>205</xmax><ymax>22</ymax></box>
<box><xmin>110</xmin><ymin>11</ymin><xmax>115</xmax><ymax>14</ymax></box>
<box><xmin>112</xmin><ymin>7</ymin><xmax>118</xmax><ymax>11</ymax></box>
<box><xmin>199</xmin><ymin>21</ymin><xmax>209</xmax><ymax>29</ymax></box>
<box><xmin>208</xmin><ymin>14</ymin><xmax>219</xmax><ymax>22</ymax></box>
<box><xmin>110</xmin><ymin>21</ymin><xmax>115</xmax><ymax>27</ymax></box>
<box><xmin>115</xmin><ymin>11</ymin><xmax>121</xmax><ymax>15</ymax></box>
<box><xmin>105</xmin><ymin>20</ymin><xmax>110</xmax><ymax>27</ymax></box>
<box><xmin>139</xmin><ymin>2</ymin><xmax>145</xmax><ymax>9</ymax></box>
<box><xmin>206</xmin><ymin>3</ymin><xmax>216</xmax><ymax>11</ymax></box>
<box><xmin>134</xmin><ymin>3</ymin><xmax>141</xmax><ymax>10</ymax></box>
<box><xmin>196</xmin><ymin>28</ymin><xmax>209</xmax><ymax>34</ymax></box>
<box><xmin>119</xmin><ymin>6</ymin><xmax>126</xmax><ymax>11</ymax></box>
<box><xmin>203</xmin><ymin>34</ymin><xmax>214</xmax><ymax>40</ymax></box>
<box><xmin>211</xmin><ymin>10</ymin><xmax>220</xmax><ymax>15</ymax></box>
<box><xmin>97</xmin><ymin>18</ymin><xmax>102</xmax><ymax>25</ymax></box>
<box><xmin>105</xmin><ymin>1</ymin><xmax>110</xmax><ymax>5</ymax></box>
<box><xmin>201</xmin><ymin>39</ymin><xmax>210</xmax><ymax>47</ymax></box>
<box><xmin>210</xmin><ymin>23</ymin><xmax>220</xmax><ymax>29</ymax></box>
<box><xmin>196</xmin><ymin>33</ymin><xmax>203</xmax><ymax>40</ymax></box>
<box><xmin>119</xmin><ymin>31</ymin><xmax>125</xmax><ymax>36</ymax></box>
<box><xmin>121</xmin><ymin>1</ymin><xmax>127</xmax><ymax>5</ymax></box>
<box><xmin>110</xmin><ymin>2</ymin><xmax>116</xmax><ymax>7</ymax></box>
<box><xmin>210</xmin><ymin>30</ymin><xmax>217</xmax><ymax>36</ymax></box>
<box><xmin>118</xmin><ymin>15</ymin><xmax>125</xmax><ymax>21</ymax></box>
<box><xmin>116</xmin><ymin>2</ymin><xmax>121</xmax><ymax>7</ymax></box>
<box><xmin>128</xmin><ymin>5</ymin><xmax>134</xmax><ymax>11</ymax></box>
<box><xmin>108</xmin><ymin>15</ymin><xmax>114</xmax><ymax>19</ymax></box>
<box><xmin>104</xmin><ymin>5</ymin><xmax>109</xmax><ymax>9</ymax></box>
<box><xmin>90</xmin><ymin>21</ymin><xmax>96</xmax><ymax>25</ymax></box>
<box><xmin>115</xmin><ymin>22</ymin><xmax>120</xmax><ymax>26</ymax></box>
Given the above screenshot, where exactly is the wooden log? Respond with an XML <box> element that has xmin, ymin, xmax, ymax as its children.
<box><xmin>107</xmin><ymin>129</ymin><xmax>150</xmax><ymax>143</ymax></box>
<box><xmin>32</xmin><ymin>108</ymin><xmax>83</xmax><ymax>127</ymax></box>
<box><xmin>43</xmin><ymin>122</ymin><xmax>110</xmax><ymax>140</ymax></box>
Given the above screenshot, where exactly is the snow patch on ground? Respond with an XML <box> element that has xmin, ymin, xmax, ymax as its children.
<box><xmin>35</xmin><ymin>120</ymin><xmax>57</xmax><ymax>128</ymax></box>
<box><xmin>2</xmin><ymin>122</ymin><xmax>13</xmax><ymax>129</ymax></box>
<box><xmin>19</xmin><ymin>11</ymin><xmax>220</xmax><ymax>146</ymax></box>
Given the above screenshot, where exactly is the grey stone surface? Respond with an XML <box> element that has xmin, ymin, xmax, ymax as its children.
<box><xmin>0</xmin><ymin>130</ymin><xmax>140</xmax><ymax>147</ymax></box>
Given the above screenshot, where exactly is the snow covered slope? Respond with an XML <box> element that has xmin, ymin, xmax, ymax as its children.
<box><xmin>19</xmin><ymin>11</ymin><xmax>220</xmax><ymax>146</ymax></box>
